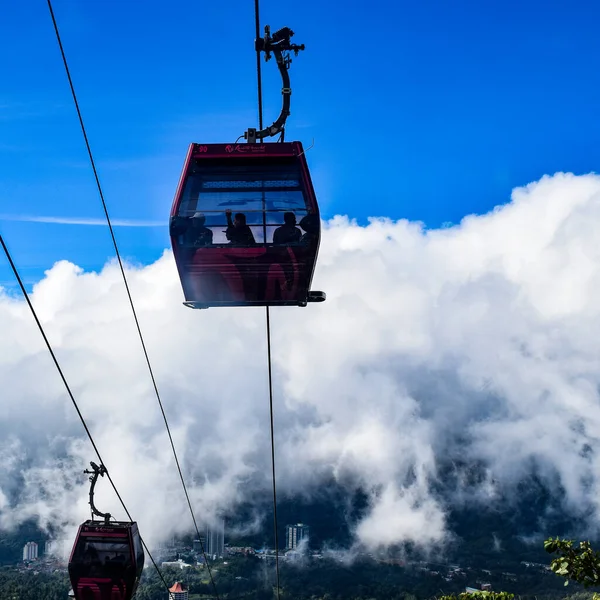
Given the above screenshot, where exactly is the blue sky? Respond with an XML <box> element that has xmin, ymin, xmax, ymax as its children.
<box><xmin>2</xmin><ymin>0</ymin><xmax>600</xmax><ymax>288</ymax></box>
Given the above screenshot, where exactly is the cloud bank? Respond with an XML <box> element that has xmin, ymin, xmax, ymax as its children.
<box><xmin>2</xmin><ymin>172</ymin><xmax>600</xmax><ymax>556</ymax></box>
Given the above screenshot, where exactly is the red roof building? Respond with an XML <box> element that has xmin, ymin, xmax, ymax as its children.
<box><xmin>169</xmin><ymin>582</ymin><xmax>188</xmax><ymax>600</ymax></box>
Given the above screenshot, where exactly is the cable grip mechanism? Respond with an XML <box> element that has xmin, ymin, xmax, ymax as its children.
<box><xmin>244</xmin><ymin>25</ymin><xmax>305</xmax><ymax>143</ymax></box>
<box><xmin>84</xmin><ymin>461</ymin><xmax>111</xmax><ymax>524</ymax></box>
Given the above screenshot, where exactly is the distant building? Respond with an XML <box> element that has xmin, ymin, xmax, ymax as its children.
<box><xmin>169</xmin><ymin>582</ymin><xmax>188</xmax><ymax>600</ymax></box>
<box><xmin>285</xmin><ymin>523</ymin><xmax>309</xmax><ymax>550</ymax></box>
<box><xmin>193</xmin><ymin>538</ymin><xmax>206</xmax><ymax>553</ymax></box>
<box><xmin>227</xmin><ymin>546</ymin><xmax>255</xmax><ymax>556</ymax></box>
<box><xmin>162</xmin><ymin>559</ymin><xmax>192</xmax><ymax>570</ymax></box>
<box><xmin>23</xmin><ymin>541</ymin><xmax>38</xmax><ymax>561</ymax></box>
<box><xmin>206</xmin><ymin>520</ymin><xmax>225</xmax><ymax>558</ymax></box>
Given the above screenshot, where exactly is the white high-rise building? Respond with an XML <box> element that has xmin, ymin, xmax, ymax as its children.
<box><xmin>22</xmin><ymin>541</ymin><xmax>38</xmax><ymax>561</ymax></box>
<box><xmin>285</xmin><ymin>523</ymin><xmax>309</xmax><ymax>550</ymax></box>
<box><xmin>205</xmin><ymin>519</ymin><xmax>225</xmax><ymax>558</ymax></box>
<box><xmin>44</xmin><ymin>540</ymin><xmax>56</xmax><ymax>556</ymax></box>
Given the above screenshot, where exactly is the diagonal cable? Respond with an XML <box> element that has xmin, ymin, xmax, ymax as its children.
<box><xmin>0</xmin><ymin>232</ymin><xmax>171</xmax><ymax>596</ymax></box>
<box><xmin>45</xmin><ymin>1</ymin><xmax>220</xmax><ymax>595</ymax></box>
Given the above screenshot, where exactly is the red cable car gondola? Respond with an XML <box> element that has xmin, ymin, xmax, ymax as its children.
<box><xmin>170</xmin><ymin>26</ymin><xmax>325</xmax><ymax>309</ymax></box>
<box><xmin>170</xmin><ymin>141</ymin><xmax>325</xmax><ymax>308</ymax></box>
<box><xmin>68</xmin><ymin>463</ymin><xmax>144</xmax><ymax>600</ymax></box>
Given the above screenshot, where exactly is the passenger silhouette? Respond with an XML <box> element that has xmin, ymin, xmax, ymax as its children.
<box><xmin>298</xmin><ymin>214</ymin><xmax>319</xmax><ymax>244</ymax></box>
<box><xmin>169</xmin><ymin>212</ymin><xmax>213</xmax><ymax>248</ymax></box>
<box><xmin>273</xmin><ymin>212</ymin><xmax>301</xmax><ymax>244</ymax></box>
<box><xmin>225</xmin><ymin>209</ymin><xmax>256</xmax><ymax>245</ymax></box>
<box><xmin>82</xmin><ymin>545</ymin><xmax>99</xmax><ymax>565</ymax></box>
<box><xmin>187</xmin><ymin>212</ymin><xmax>213</xmax><ymax>247</ymax></box>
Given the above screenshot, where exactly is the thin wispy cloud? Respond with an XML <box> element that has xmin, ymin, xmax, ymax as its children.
<box><xmin>0</xmin><ymin>214</ymin><xmax>165</xmax><ymax>227</ymax></box>
<box><xmin>0</xmin><ymin>100</ymin><xmax>68</xmax><ymax>121</ymax></box>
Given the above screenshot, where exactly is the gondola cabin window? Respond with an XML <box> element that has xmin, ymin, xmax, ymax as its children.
<box><xmin>171</xmin><ymin>159</ymin><xmax>312</xmax><ymax>245</ymax></box>
<box><xmin>73</xmin><ymin>536</ymin><xmax>132</xmax><ymax>571</ymax></box>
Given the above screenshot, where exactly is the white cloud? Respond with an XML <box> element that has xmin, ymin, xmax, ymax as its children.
<box><xmin>2</xmin><ymin>172</ymin><xmax>600</xmax><ymax>556</ymax></box>
<box><xmin>354</xmin><ymin>483</ymin><xmax>446</xmax><ymax>549</ymax></box>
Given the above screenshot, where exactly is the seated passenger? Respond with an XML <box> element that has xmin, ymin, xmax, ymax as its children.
<box><xmin>169</xmin><ymin>215</ymin><xmax>187</xmax><ymax>236</ymax></box>
<box><xmin>299</xmin><ymin>214</ymin><xmax>319</xmax><ymax>244</ymax></box>
<box><xmin>82</xmin><ymin>545</ymin><xmax>99</xmax><ymax>565</ymax></box>
<box><xmin>225</xmin><ymin>209</ymin><xmax>256</xmax><ymax>245</ymax></box>
<box><xmin>187</xmin><ymin>212</ymin><xmax>213</xmax><ymax>247</ymax></box>
<box><xmin>273</xmin><ymin>212</ymin><xmax>301</xmax><ymax>244</ymax></box>
<box><xmin>170</xmin><ymin>212</ymin><xmax>213</xmax><ymax>247</ymax></box>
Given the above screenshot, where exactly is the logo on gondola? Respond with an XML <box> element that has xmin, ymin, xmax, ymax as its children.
<box><xmin>87</xmin><ymin>525</ymin><xmax>118</xmax><ymax>533</ymax></box>
<box><xmin>225</xmin><ymin>144</ymin><xmax>267</xmax><ymax>153</ymax></box>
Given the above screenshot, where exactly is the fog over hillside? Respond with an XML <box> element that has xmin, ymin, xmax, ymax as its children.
<box><xmin>2</xmin><ymin>172</ymin><xmax>600</xmax><ymax>556</ymax></box>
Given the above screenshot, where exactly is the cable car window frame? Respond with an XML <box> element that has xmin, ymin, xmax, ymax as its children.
<box><xmin>132</xmin><ymin>528</ymin><xmax>144</xmax><ymax>566</ymax></box>
<box><xmin>73</xmin><ymin>535</ymin><xmax>133</xmax><ymax>567</ymax></box>
<box><xmin>175</xmin><ymin>154</ymin><xmax>315</xmax><ymax>247</ymax></box>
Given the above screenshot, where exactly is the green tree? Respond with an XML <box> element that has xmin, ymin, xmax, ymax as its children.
<box><xmin>545</xmin><ymin>537</ymin><xmax>600</xmax><ymax>598</ymax></box>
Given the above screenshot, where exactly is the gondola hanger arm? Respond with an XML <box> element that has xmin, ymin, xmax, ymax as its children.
<box><xmin>244</xmin><ymin>25</ymin><xmax>305</xmax><ymax>143</ymax></box>
<box><xmin>84</xmin><ymin>461</ymin><xmax>112</xmax><ymax>524</ymax></box>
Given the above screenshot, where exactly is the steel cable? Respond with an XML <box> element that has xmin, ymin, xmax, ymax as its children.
<box><xmin>45</xmin><ymin>1</ymin><xmax>221</xmax><ymax>596</ymax></box>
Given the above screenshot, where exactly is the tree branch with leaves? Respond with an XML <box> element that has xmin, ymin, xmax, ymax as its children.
<box><xmin>544</xmin><ymin>537</ymin><xmax>600</xmax><ymax>599</ymax></box>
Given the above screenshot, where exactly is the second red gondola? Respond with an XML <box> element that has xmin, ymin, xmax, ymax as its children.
<box><xmin>68</xmin><ymin>520</ymin><xmax>144</xmax><ymax>600</ymax></box>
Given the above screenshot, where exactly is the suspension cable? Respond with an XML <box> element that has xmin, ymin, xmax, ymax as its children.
<box><xmin>0</xmin><ymin>232</ymin><xmax>171</xmax><ymax>597</ymax></box>
<box><xmin>266</xmin><ymin>306</ymin><xmax>281</xmax><ymax>598</ymax></box>
<box><xmin>254</xmin><ymin>1</ymin><xmax>282</xmax><ymax>597</ymax></box>
<box><xmin>255</xmin><ymin>0</ymin><xmax>264</xmax><ymax>133</ymax></box>
<box><xmin>45</xmin><ymin>2</ymin><xmax>221</xmax><ymax>596</ymax></box>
